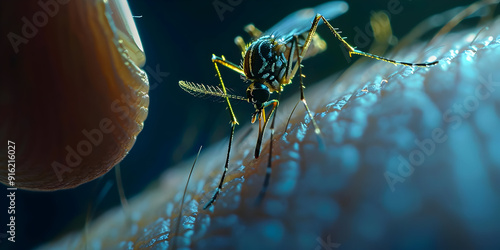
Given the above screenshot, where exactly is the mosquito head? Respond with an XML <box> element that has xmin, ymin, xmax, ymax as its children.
<box><xmin>246</xmin><ymin>81</ymin><xmax>270</xmax><ymax>110</ymax></box>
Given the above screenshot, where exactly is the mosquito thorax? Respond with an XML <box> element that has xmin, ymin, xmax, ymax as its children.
<box><xmin>243</xmin><ymin>35</ymin><xmax>289</xmax><ymax>92</ymax></box>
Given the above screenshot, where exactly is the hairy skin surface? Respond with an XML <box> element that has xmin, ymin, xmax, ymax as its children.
<box><xmin>40</xmin><ymin>19</ymin><xmax>500</xmax><ymax>249</ymax></box>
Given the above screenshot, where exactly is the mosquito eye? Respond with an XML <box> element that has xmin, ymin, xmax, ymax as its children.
<box><xmin>247</xmin><ymin>83</ymin><xmax>270</xmax><ymax>107</ymax></box>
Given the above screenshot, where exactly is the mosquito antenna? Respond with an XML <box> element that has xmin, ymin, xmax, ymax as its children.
<box><xmin>179</xmin><ymin>81</ymin><xmax>247</xmax><ymax>101</ymax></box>
<box><xmin>171</xmin><ymin>146</ymin><xmax>202</xmax><ymax>250</ymax></box>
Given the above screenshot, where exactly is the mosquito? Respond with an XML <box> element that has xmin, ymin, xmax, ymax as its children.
<box><xmin>179</xmin><ymin>1</ymin><xmax>438</xmax><ymax>209</ymax></box>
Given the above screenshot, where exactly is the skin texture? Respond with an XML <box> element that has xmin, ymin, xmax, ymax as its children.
<box><xmin>38</xmin><ymin>10</ymin><xmax>500</xmax><ymax>250</ymax></box>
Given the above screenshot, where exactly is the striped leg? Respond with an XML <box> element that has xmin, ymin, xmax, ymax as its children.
<box><xmin>255</xmin><ymin>98</ymin><xmax>279</xmax><ymax>205</ymax></box>
<box><xmin>203</xmin><ymin>55</ymin><xmax>242</xmax><ymax>210</ymax></box>
<box><xmin>300</xmin><ymin>14</ymin><xmax>439</xmax><ymax>67</ymax></box>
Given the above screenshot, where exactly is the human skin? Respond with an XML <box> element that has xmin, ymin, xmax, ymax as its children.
<box><xmin>39</xmin><ymin>14</ymin><xmax>500</xmax><ymax>250</ymax></box>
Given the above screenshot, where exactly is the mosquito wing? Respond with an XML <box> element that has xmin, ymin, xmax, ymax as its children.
<box><xmin>264</xmin><ymin>1</ymin><xmax>349</xmax><ymax>38</ymax></box>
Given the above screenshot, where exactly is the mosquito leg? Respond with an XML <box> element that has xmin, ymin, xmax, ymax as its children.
<box><xmin>254</xmin><ymin>100</ymin><xmax>279</xmax><ymax>158</ymax></box>
<box><xmin>284</xmin><ymin>100</ymin><xmax>300</xmax><ymax>134</ymax></box>
<box><xmin>204</xmin><ymin>123</ymin><xmax>236</xmax><ymax>210</ymax></box>
<box><xmin>203</xmin><ymin>57</ymin><xmax>241</xmax><ymax>210</ymax></box>
<box><xmin>211</xmin><ymin>54</ymin><xmax>241</xmax><ymax>127</ymax></box>
<box><xmin>254</xmin><ymin>109</ymin><xmax>264</xmax><ymax>158</ymax></box>
<box><xmin>212</xmin><ymin>54</ymin><xmax>246</xmax><ymax>76</ymax></box>
<box><xmin>319</xmin><ymin>15</ymin><xmax>439</xmax><ymax>66</ymax></box>
<box><xmin>300</xmin><ymin>14</ymin><xmax>438</xmax><ymax>67</ymax></box>
<box><xmin>294</xmin><ymin>35</ymin><xmax>324</xmax><ymax>147</ymax></box>
<box><xmin>255</xmin><ymin>97</ymin><xmax>279</xmax><ymax>206</ymax></box>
